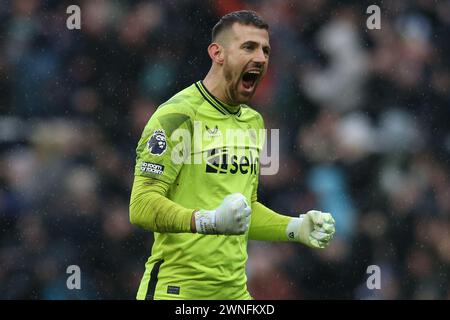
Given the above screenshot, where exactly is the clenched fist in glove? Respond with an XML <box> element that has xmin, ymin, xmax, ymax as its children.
<box><xmin>286</xmin><ymin>210</ymin><xmax>336</xmax><ymax>249</ymax></box>
<box><xmin>193</xmin><ymin>193</ymin><xmax>251</xmax><ymax>235</ymax></box>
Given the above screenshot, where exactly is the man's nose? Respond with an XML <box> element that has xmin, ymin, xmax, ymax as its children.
<box><xmin>253</xmin><ymin>48</ymin><xmax>267</xmax><ymax>64</ymax></box>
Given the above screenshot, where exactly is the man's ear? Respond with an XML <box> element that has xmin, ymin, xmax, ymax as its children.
<box><xmin>208</xmin><ymin>43</ymin><xmax>224</xmax><ymax>65</ymax></box>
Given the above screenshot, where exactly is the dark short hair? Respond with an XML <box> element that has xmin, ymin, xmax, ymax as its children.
<box><xmin>211</xmin><ymin>10</ymin><xmax>269</xmax><ymax>42</ymax></box>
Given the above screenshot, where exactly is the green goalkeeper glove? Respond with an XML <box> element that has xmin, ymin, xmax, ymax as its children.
<box><xmin>286</xmin><ymin>210</ymin><xmax>336</xmax><ymax>249</ymax></box>
<box><xmin>194</xmin><ymin>193</ymin><xmax>251</xmax><ymax>235</ymax></box>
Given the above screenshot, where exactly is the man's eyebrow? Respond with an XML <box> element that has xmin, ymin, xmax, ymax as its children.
<box><xmin>240</xmin><ymin>40</ymin><xmax>257</xmax><ymax>46</ymax></box>
<box><xmin>241</xmin><ymin>40</ymin><xmax>271</xmax><ymax>50</ymax></box>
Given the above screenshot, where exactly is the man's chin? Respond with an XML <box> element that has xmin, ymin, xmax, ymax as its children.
<box><xmin>236</xmin><ymin>89</ymin><xmax>256</xmax><ymax>104</ymax></box>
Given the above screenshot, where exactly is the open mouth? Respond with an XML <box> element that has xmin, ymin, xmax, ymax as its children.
<box><xmin>241</xmin><ymin>70</ymin><xmax>260</xmax><ymax>91</ymax></box>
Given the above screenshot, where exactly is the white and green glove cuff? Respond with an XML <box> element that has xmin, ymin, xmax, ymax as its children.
<box><xmin>286</xmin><ymin>216</ymin><xmax>304</xmax><ymax>241</ymax></box>
<box><xmin>194</xmin><ymin>210</ymin><xmax>217</xmax><ymax>234</ymax></box>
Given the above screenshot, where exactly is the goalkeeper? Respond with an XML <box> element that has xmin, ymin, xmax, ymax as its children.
<box><xmin>129</xmin><ymin>10</ymin><xmax>336</xmax><ymax>300</ymax></box>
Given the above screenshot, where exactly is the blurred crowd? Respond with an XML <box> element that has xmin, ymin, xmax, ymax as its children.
<box><xmin>1</xmin><ymin>0</ymin><xmax>450</xmax><ymax>299</ymax></box>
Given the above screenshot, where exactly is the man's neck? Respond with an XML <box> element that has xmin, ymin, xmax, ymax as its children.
<box><xmin>203</xmin><ymin>72</ymin><xmax>241</xmax><ymax>113</ymax></box>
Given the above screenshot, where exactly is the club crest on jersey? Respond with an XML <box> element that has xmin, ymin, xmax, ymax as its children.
<box><xmin>147</xmin><ymin>129</ymin><xmax>167</xmax><ymax>156</ymax></box>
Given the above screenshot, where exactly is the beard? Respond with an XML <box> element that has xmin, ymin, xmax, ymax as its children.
<box><xmin>223</xmin><ymin>64</ymin><xmax>240</xmax><ymax>104</ymax></box>
<box><xmin>223</xmin><ymin>62</ymin><xmax>255</xmax><ymax>105</ymax></box>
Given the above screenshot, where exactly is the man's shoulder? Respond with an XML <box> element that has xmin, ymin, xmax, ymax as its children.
<box><xmin>239</xmin><ymin>104</ymin><xmax>265</xmax><ymax>127</ymax></box>
<box><xmin>140</xmin><ymin>84</ymin><xmax>203</xmax><ymax>137</ymax></box>
<box><xmin>155</xmin><ymin>83</ymin><xmax>202</xmax><ymax>117</ymax></box>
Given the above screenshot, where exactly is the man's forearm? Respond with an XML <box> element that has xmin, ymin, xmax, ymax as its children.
<box><xmin>248</xmin><ymin>201</ymin><xmax>293</xmax><ymax>241</ymax></box>
<box><xmin>129</xmin><ymin>175</ymin><xmax>195</xmax><ymax>233</ymax></box>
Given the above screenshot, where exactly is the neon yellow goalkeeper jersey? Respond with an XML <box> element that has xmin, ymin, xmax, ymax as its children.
<box><xmin>134</xmin><ymin>81</ymin><xmax>265</xmax><ymax>300</ymax></box>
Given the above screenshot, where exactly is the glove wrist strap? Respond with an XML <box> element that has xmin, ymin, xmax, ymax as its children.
<box><xmin>286</xmin><ymin>216</ymin><xmax>304</xmax><ymax>241</ymax></box>
<box><xmin>194</xmin><ymin>210</ymin><xmax>217</xmax><ymax>234</ymax></box>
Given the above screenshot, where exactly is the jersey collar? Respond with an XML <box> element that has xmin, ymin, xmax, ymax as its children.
<box><xmin>195</xmin><ymin>81</ymin><xmax>242</xmax><ymax>117</ymax></box>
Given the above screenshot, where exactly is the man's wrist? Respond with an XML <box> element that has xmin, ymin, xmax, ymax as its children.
<box><xmin>191</xmin><ymin>211</ymin><xmax>197</xmax><ymax>233</ymax></box>
<box><xmin>286</xmin><ymin>216</ymin><xmax>304</xmax><ymax>242</ymax></box>
<box><xmin>194</xmin><ymin>210</ymin><xmax>217</xmax><ymax>234</ymax></box>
